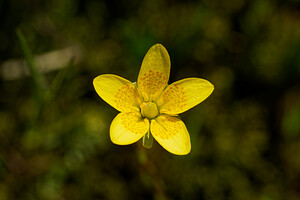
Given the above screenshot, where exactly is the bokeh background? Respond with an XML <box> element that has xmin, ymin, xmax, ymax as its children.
<box><xmin>1</xmin><ymin>0</ymin><xmax>300</xmax><ymax>199</ymax></box>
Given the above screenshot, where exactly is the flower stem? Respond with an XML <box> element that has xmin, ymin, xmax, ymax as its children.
<box><xmin>136</xmin><ymin>144</ymin><xmax>168</xmax><ymax>200</ymax></box>
<box><xmin>142</xmin><ymin>131</ymin><xmax>153</xmax><ymax>149</ymax></box>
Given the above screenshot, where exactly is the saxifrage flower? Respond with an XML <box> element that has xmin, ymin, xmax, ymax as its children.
<box><xmin>93</xmin><ymin>44</ymin><xmax>214</xmax><ymax>155</ymax></box>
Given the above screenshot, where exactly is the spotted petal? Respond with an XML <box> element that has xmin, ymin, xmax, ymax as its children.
<box><xmin>110</xmin><ymin>112</ymin><xmax>149</xmax><ymax>145</ymax></box>
<box><xmin>156</xmin><ymin>78</ymin><xmax>214</xmax><ymax>115</ymax></box>
<box><xmin>150</xmin><ymin>114</ymin><xmax>191</xmax><ymax>155</ymax></box>
<box><xmin>137</xmin><ymin>44</ymin><xmax>170</xmax><ymax>102</ymax></box>
<box><xmin>93</xmin><ymin>74</ymin><xmax>142</xmax><ymax>113</ymax></box>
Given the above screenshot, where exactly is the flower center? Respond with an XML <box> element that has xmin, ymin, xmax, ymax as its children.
<box><xmin>140</xmin><ymin>102</ymin><xmax>159</xmax><ymax>119</ymax></box>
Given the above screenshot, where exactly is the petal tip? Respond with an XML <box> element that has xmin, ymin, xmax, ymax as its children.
<box><xmin>149</xmin><ymin>43</ymin><xmax>169</xmax><ymax>58</ymax></box>
<box><xmin>162</xmin><ymin>144</ymin><xmax>191</xmax><ymax>155</ymax></box>
<box><xmin>153</xmin><ymin>43</ymin><xmax>165</xmax><ymax>49</ymax></box>
<box><xmin>172</xmin><ymin>147</ymin><xmax>191</xmax><ymax>155</ymax></box>
<box><xmin>208</xmin><ymin>81</ymin><xmax>214</xmax><ymax>92</ymax></box>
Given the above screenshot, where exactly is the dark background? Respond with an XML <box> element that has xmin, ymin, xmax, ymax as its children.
<box><xmin>1</xmin><ymin>0</ymin><xmax>300</xmax><ymax>199</ymax></box>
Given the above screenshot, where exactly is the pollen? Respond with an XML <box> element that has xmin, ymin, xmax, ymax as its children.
<box><xmin>138</xmin><ymin>70</ymin><xmax>167</xmax><ymax>101</ymax></box>
<box><xmin>120</xmin><ymin>113</ymin><xmax>148</xmax><ymax>135</ymax></box>
<box><xmin>114</xmin><ymin>83</ymin><xmax>140</xmax><ymax>112</ymax></box>
<box><xmin>151</xmin><ymin>115</ymin><xmax>181</xmax><ymax>139</ymax></box>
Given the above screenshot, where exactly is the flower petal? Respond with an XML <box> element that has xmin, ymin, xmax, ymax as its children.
<box><xmin>157</xmin><ymin>78</ymin><xmax>214</xmax><ymax>115</ymax></box>
<box><xmin>150</xmin><ymin>114</ymin><xmax>191</xmax><ymax>155</ymax></box>
<box><xmin>137</xmin><ymin>44</ymin><xmax>170</xmax><ymax>102</ymax></box>
<box><xmin>93</xmin><ymin>74</ymin><xmax>142</xmax><ymax>112</ymax></box>
<box><xmin>110</xmin><ymin>112</ymin><xmax>149</xmax><ymax>145</ymax></box>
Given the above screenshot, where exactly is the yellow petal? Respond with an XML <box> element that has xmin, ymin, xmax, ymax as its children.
<box><xmin>157</xmin><ymin>78</ymin><xmax>214</xmax><ymax>115</ymax></box>
<box><xmin>93</xmin><ymin>74</ymin><xmax>142</xmax><ymax>112</ymax></box>
<box><xmin>137</xmin><ymin>44</ymin><xmax>170</xmax><ymax>102</ymax></box>
<box><xmin>110</xmin><ymin>112</ymin><xmax>149</xmax><ymax>145</ymax></box>
<box><xmin>150</xmin><ymin>114</ymin><xmax>191</xmax><ymax>155</ymax></box>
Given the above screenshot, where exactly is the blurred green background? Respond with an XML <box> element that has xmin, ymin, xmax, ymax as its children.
<box><xmin>1</xmin><ymin>0</ymin><xmax>300</xmax><ymax>199</ymax></box>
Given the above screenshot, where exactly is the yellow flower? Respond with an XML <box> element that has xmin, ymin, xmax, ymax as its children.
<box><xmin>93</xmin><ymin>44</ymin><xmax>214</xmax><ymax>155</ymax></box>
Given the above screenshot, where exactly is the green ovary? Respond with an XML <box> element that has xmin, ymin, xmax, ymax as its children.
<box><xmin>141</xmin><ymin>102</ymin><xmax>159</xmax><ymax>119</ymax></box>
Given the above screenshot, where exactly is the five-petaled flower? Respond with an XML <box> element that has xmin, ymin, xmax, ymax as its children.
<box><xmin>93</xmin><ymin>44</ymin><xmax>214</xmax><ymax>155</ymax></box>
